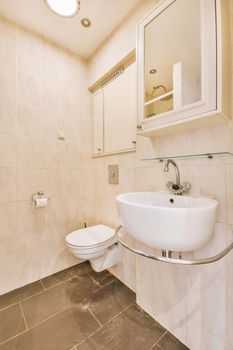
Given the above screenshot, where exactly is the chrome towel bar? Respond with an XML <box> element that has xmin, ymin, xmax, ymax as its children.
<box><xmin>116</xmin><ymin>226</ymin><xmax>233</xmax><ymax>265</ymax></box>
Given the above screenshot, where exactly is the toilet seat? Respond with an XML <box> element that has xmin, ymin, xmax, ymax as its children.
<box><xmin>65</xmin><ymin>224</ymin><xmax>119</xmax><ymax>272</ymax></box>
<box><xmin>65</xmin><ymin>224</ymin><xmax>115</xmax><ymax>249</ymax></box>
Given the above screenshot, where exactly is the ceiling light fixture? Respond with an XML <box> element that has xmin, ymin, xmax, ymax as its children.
<box><xmin>45</xmin><ymin>0</ymin><xmax>81</xmax><ymax>18</ymax></box>
<box><xmin>81</xmin><ymin>18</ymin><xmax>91</xmax><ymax>28</ymax></box>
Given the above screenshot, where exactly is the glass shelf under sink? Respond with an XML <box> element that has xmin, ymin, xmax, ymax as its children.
<box><xmin>141</xmin><ymin>151</ymin><xmax>233</xmax><ymax>162</ymax></box>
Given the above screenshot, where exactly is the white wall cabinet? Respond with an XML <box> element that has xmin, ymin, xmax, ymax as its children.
<box><xmin>104</xmin><ymin>63</ymin><xmax>136</xmax><ymax>153</ymax></box>
<box><xmin>137</xmin><ymin>0</ymin><xmax>231</xmax><ymax>137</ymax></box>
<box><xmin>92</xmin><ymin>63</ymin><xmax>136</xmax><ymax>156</ymax></box>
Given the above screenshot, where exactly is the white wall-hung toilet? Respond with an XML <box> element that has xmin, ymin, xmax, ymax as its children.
<box><xmin>65</xmin><ymin>224</ymin><xmax>119</xmax><ymax>272</ymax></box>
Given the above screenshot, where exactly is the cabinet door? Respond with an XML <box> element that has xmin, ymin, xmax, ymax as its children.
<box><xmin>103</xmin><ymin>63</ymin><xmax>136</xmax><ymax>153</ymax></box>
<box><xmin>92</xmin><ymin>90</ymin><xmax>104</xmax><ymax>155</ymax></box>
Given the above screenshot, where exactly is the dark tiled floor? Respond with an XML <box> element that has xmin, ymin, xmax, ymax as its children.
<box><xmin>0</xmin><ymin>261</ymin><xmax>189</xmax><ymax>350</ymax></box>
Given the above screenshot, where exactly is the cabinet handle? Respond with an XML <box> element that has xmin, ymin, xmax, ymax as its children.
<box><xmin>137</xmin><ymin>123</ymin><xmax>143</xmax><ymax>130</ymax></box>
<box><xmin>132</xmin><ymin>141</ymin><xmax>136</xmax><ymax>145</ymax></box>
<box><xmin>97</xmin><ymin>148</ymin><xmax>102</xmax><ymax>151</ymax></box>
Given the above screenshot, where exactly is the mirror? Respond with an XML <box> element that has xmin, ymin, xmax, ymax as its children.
<box><xmin>144</xmin><ymin>0</ymin><xmax>201</xmax><ymax>119</ymax></box>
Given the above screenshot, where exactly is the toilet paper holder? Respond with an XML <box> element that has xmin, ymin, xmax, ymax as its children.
<box><xmin>31</xmin><ymin>191</ymin><xmax>49</xmax><ymax>205</ymax></box>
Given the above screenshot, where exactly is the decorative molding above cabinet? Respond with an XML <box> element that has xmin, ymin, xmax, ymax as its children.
<box><xmin>137</xmin><ymin>0</ymin><xmax>231</xmax><ymax>137</ymax></box>
<box><xmin>90</xmin><ymin>51</ymin><xmax>137</xmax><ymax>157</ymax></box>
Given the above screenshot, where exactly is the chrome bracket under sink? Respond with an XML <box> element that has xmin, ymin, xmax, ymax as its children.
<box><xmin>116</xmin><ymin>226</ymin><xmax>233</xmax><ymax>265</ymax></box>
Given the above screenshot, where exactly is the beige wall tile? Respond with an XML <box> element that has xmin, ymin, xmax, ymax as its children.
<box><xmin>0</xmin><ymin>63</ymin><xmax>16</xmax><ymax>133</ymax></box>
<box><xmin>42</xmin><ymin>169</ymin><xmax>60</xmax><ymax>198</ymax></box>
<box><xmin>110</xmin><ymin>246</ymin><xmax>136</xmax><ymax>292</ymax></box>
<box><xmin>41</xmin><ymin>79</ymin><xmax>61</xmax><ymax>112</ymax></box>
<box><xmin>39</xmin><ymin>139</ymin><xmax>58</xmax><ymax>169</ymax></box>
<box><xmin>0</xmin><ymin>26</ymin><xmax>16</xmax><ymax>67</ymax></box>
<box><xmin>60</xmin><ymin>87</ymin><xmax>78</xmax><ymax>115</ymax></box>
<box><xmin>40</xmin><ymin>109</ymin><xmax>59</xmax><ymax>140</ymax></box>
<box><xmin>135</xmin><ymin>166</ymin><xmax>163</xmax><ymax>191</ymax></box>
<box><xmin>227</xmin><ymin>165</ymin><xmax>233</xmax><ymax>225</ymax></box>
<box><xmin>17</xmin><ymin>169</ymin><xmax>45</xmax><ymax>201</ymax></box>
<box><xmin>24</xmin><ymin>229</ymin><xmax>55</xmax><ymax>263</ymax></box>
<box><xmin>0</xmin><ymin>133</ymin><xmax>16</xmax><ymax>167</ymax></box>
<box><xmin>17</xmin><ymin>104</ymin><xmax>40</xmax><ymax>138</ymax></box>
<box><xmin>0</xmin><ymin>168</ymin><xmax>16</xmax><ymax>202</ymax></box>
<box><xmin>18</xmin><ymin>71</ymin><xmax>41</xmax><ymax>107</ymax></box>
<box><xmin>226</xmin><ymin>285</ymin><xmax>233</xmax><ymax>347</ymax></box>
<box><xmin>41</xmin><ymin>40</ymin><xmax>62</xmax><ymax>82</ymax></box>
<box><xmin>44</xmin><ymin>197</ymin><xmax>67</xmax><ymax>227</ymax></box>
<box><xmin>58</xmin><ymin>113</ymin><xmax>76</xmax><ymax>143</ymax></box>
<box><xmin>184</xmin><ymin>164</ymin><xmax>226</xmax><ymax>223</ymax></box>
<box><xmin>227</xmin><ymin>258</ymin><xmax>233</xmax><ymax>287</ymax></box>
<box><xmin>200</xmin><ymin>273</ymin><xmax>227</xmax><ymax>340</ymax></box>
<box><xmin>17</xmin><ymin>201</ymin><xmax>45</xmax><ymax>234</ymax></box>
<box><xmin>136</xmin><ymin>281</ymin><xmax>187</xmax><ymax>345</ymax></box>
<box><xmin>18</xmin><ymin>36</ymin><xmax>41</xmax><ymax>76</ymax></box>
<box><xmin>0</xmin><ymin>15</ymin><xmax>91</xmax><ymax>295</ymax></box>
<box><xmin>17</xmin><ymin>136</ymin><xmax>41</xmax><ymax>168</ymax></box>
<box><xmin>0</xmin><ymin>234</ymin><xmax>29</xmax><ymax>272</ymax></box>
<box><xmin>0</xmin><ymin>202</ymin><xmax>17</xmax><ymax>237</ymax></box>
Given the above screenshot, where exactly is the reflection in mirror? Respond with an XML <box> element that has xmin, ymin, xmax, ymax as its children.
<box><xmin>144</xmin><ymin>0</ymin><xmax>201</xmax><ymax>119</ymax></box>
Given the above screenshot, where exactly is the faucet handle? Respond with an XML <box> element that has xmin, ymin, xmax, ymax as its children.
<box><xmin>180</xmin><ymin>182</ymin><xmax>192</xmax><ymax>193</ymax></box>
<box><xmin>166</xmin><ymin>181</ymin><xmax>175</xmax><ymax>191</ymax></box>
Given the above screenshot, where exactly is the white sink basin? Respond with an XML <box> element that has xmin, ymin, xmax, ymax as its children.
<box><xmin>116</xmin><ymin>192</ymin><xmax>218</xmax><ymax>252</ymax></box>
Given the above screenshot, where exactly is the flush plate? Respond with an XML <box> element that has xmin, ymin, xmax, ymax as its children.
<box><xmin>108</xmin><ymin>165</ymin><xmax>119</xmax><ymax>184</ymax></box>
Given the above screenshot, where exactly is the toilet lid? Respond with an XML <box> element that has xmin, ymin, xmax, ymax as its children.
<box><xmin>65</xmin><ymin>225</ymin><xmax>115</xmax><ymax>247</ymax></box>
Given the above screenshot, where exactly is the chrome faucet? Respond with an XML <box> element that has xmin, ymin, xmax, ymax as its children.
<box><xmin>164</xmin><ymin>159</ymin><xmax>191</xmax><ymax>195</ymax></box>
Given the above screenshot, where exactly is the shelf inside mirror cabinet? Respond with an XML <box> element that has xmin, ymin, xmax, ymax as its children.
<box><xmin>141</xmin><ymin>152</ymin><xmax>233</xmax><ymax>162</ymax></box>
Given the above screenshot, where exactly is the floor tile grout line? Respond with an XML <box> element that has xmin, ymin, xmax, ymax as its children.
<box><xmin>0</xmin><ymin>301</ymin><xmax>21</xmax><ymax>312</ymax></box>
<box><xmin>19</xmin><ymin>301</ymin><xmax>29</xmax><ymax>330</ymax></box>
<box><xmin>86</xmin><ymin>305</ymin><xmax>102</xmax><ymax>328</ymax></box>
<box><xmin>74</xmin><ymin>302</ymin><xmax>135</xmax><ymax>349</ymax></box>
<box><xmin>98</xmin><ymin>277</ymin><xmax>118</xmax><ymax>290</ymax></box>
<box><xmin>15</xmin><ymin>289</ymin><xmax>45</xmax><ymax>304</ymax></box>
<box><xmin>40</xmin><ymin>279</ymin><xmax>46</xmax><ymax>291</ymax></box>
<box><xmin>69</xmin><ymin>346</ymin><xmax>77</xmax><ymax>350</ymax></box>
<box><xmin>101</xmin><ymin>301</ymin><xmax>135</xmax><ymax>327</ymax></box>
<box><xmin>0</xmin><ymin>304</ymin><xmax>74</xmax><ymax>344</ymax></box>
<box><xmin>87</xmin><ymin>277</ymin><xmax>119</xmax><ymax>298</ymax></box>
<box><xmin>0</xmin><ymin>288</ymin><xmax>46</xmax><ymax>312</ymax></box>
<box><xmin>23</xmin><ymin>306</ymin><xmax>72</xmax><ymax>332</ymax></box>
<box><xmin>41</xmin><ymin>278</ymin><xmax>69</xmax><ymax>291</ymax></box>
<box><xmin>41</xmin><ymin>268</ymin><xmax>93</xmax><ymax>291</ymax></box>
<box><xmin>88</xmin><ymin>272</ymin><xmax>102</xmax><ymax>287</ymax></box>
<box><xmin>0</xmin><ymin>274</ymin><xmax>118</xmax><ymax>346</ymax></box>
<box><xmin>0</xmin><ymin>265</ymin><xmax>112</xmax><ymax>312</ymax></box>
<box><xmin>0</xmin><ymin>328</ymin><xmax>29</xmax><ymax>346</ymax></box>
<box><xmin>153</xmin><ymin>330</ymin><xmax>168</xmax><ymax>348</ymax></box>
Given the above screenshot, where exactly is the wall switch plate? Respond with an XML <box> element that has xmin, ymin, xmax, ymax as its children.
<box><xmin>108</xmin><ymin>164</ymin><xmax>119</xmax><ymax>184</ymax></box>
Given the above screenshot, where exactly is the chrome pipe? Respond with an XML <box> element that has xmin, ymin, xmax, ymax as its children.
<box><xmin>116</xmin><ymin>226</ymin><xmax>233</xmax><ymax>266</ymax></box>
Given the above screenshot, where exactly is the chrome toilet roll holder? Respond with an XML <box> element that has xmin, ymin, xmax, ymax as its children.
<box><xmin>31</xmin><ymin>191</ymin><xmax>50</xmax><ymax>205</ymax></box>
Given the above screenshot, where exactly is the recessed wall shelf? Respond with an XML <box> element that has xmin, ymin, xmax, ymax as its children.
<box><xmin>141</xmin><ymin>151</ymin><xmax>233</xmax><ymax>162</ymax></box>
<box><xmin>116</xmin><ymin>226</ymin><xmax>233</xmax><ymax>265</ymax></box>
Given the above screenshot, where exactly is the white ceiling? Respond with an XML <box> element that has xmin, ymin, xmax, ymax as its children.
<box><xmin>0</xmin><ymin>0</ymin><xmax>140</xmax><ymax>58</ymax></box>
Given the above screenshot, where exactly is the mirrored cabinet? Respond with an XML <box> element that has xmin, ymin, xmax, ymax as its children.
<box><xmin>137</xmin><ymin>0</ymin><xmax>231</xmax><ymax>136</ymax></box>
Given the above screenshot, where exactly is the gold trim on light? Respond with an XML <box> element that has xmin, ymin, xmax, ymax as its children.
<box><xmin>44</xmin><ymin>0</ymin><xmax>81</xmax><ymax>18</ymax></box>
<box><xmin>81</xmin><ymin>18</ymin><xmax>91</xmax><ymax>27</ymax></box>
